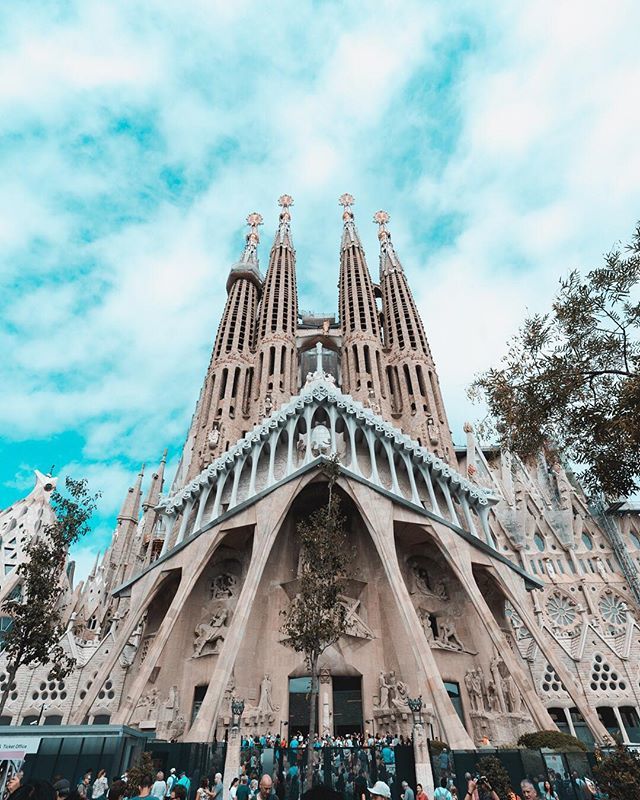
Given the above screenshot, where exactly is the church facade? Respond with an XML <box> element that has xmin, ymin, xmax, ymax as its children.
<box><xmin>2</xmin><ymin>195</ymin><xmax>640</xmax><ymax>748</ymax></box>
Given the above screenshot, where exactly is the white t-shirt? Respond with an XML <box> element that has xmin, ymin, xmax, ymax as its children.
<box><xmin>92</xmin><ymin>777</ymin><xmax>109</xmax><ymax>799</ymax></box>
<box><xmin>151</xmin><ymin>781</ymin><xmax>167</xmax><ymax>800</ymax></box>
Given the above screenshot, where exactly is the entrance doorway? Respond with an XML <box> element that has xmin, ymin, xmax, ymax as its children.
<box><xmin>332</xmin><ymin>676</ymin><xmax>363</xmax><ymax>735</ymax></box>
<box><xmin>288</xmin><ymin>677</ymin><xmax>317</xmax><ymax>735</ymax></box>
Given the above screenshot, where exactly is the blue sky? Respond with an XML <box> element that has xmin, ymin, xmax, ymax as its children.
<box><xmin>2</xmin><ymin>1</ymin><xmax>640</xmax><ymax>581</ymax></box>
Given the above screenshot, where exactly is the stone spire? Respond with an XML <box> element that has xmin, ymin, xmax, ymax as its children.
<box><xmin>117</xmin><ymin>465</ymin><xmax>144</xmax><ymax>526</ymax></box>
<box><xmin>142</xmin><ymin>449</ymin><xmax>167</xmax><ymax>514</ymax></box>
<box><xmin>140</xmin><ymin>449</ymin><xmax>168</xmax><ymax>567</ymax></box>
<box><xmin>338</xmin><ymin>194</ymin><xmax>389</xmax><ymax>412</ymax></box>
<box><xmin>184</xmin><ymin>214</ymin><xmax>264</xmax><ymax>480</ymax></box>
<box><xmin>374</xmin><ymin>210</ymin><xmax>454</xmax><ymax>459</ymax></box>
<box><xmin>252</xmin><ymin>195</ymin><xmax>299</xmax><ymax>418</ymax></box>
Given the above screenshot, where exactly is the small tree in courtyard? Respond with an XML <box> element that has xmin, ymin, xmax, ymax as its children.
<box><xmin>475</xmin><ymin>755</ymin><xmax>511</xmax><ymax>800</ymax></box>
<box><xmin>281</xmin><ymin>456</ymin><xmax>354</xmax><ymax>788</ymax></box>
<box><xmin>471</xmin><ymin>222</ymin><xmax>640</xmax><ymax>498</ymax></box>
<box><xmin>0</xmin><ymin>476</ymin><xmax>99</xmax><ymax>715</ymax></box>
<box><xmin>593</xmin><ymin>742</ymin><xmax>640</xmax><ymax>800</ymax></box>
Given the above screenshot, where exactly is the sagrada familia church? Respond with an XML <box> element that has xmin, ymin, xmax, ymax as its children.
<box><xmin>2</xmin><ymin>195</ymin><xmax>640</xmax><ymax>750</ymax></box>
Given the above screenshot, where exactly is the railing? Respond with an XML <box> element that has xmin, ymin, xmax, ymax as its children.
<box><xmin>239</xmin><ymin>744</ymin><xmax>415</xmax><ymax>800</ymax></box>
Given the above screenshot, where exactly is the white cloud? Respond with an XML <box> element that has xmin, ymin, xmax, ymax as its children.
<box><xmin>2</xmin><ymin>0</ymin><xmax>640</xmax><ymax>579</ymax></box>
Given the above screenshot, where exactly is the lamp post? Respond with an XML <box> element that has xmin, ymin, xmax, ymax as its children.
<box><xmin>407</xmin><ymin>696</ymin><xmax>424</xmax><ymax>728</ymax></box>
<box><xmin>407</xmin><ymin>696</ymin><xmax>435</xmax><ymax>797</ymax></box>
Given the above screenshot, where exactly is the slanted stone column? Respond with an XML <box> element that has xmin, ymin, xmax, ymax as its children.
<box><xmin>413</xmin><ymin>723</ymin><xmax>435</xmax><ymax>797</ymax></box>
<box><xmin>223</xmin><ymin>727</ymin><xmax>242</xmax><ymax>796</ymax></box>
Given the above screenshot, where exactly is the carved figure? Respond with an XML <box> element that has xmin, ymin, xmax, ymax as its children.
<box><xmin>207</xmin><ymin>425</ymin><xmax>220</xmax><ymax>449</ymax></box>
<box><xmin>438</xmin><ymin>618</ymin><xmax>464</xmax><ymax>651</ymax></box>
<box><xmin>391</xmin><ymin>680</ymin><xmax>411</xmax><ymax>711</ymax></box>
<box><xmin>377</xmin><ymin>671</ymin><xmax>390</xmax><ymax>710</ymax></box>
<box><xmin>257</xmin><ymin>673</ymin><xmax>279</xmax><ymax>713</ymax></box>
<box><xmin>193</xmin><ymin>608</ymin><xmax>228</xmax><ymax>657</ymax></box>
<box><xmin>487</xmin><ymin>681</ymin><xmax>501</xmax><ymax>712</ymax></box>
<box><xmin>211</xmin><ymin>573</ymin><xmax>238</xmax><ymax>600</ymax></box>
<box><xmin>490</xmin><ymin>655</ymin><xmax>507</xmax><ymax>712</ymax></box>
<box><xmin>169</xmin><ymin>714</ymin><xmax>186</xmax><ymax>741</ymax></box>
<box><xmin>504</xmin><ymin>675</ymin><xmax>521</xmax><ymax>713</ymax></box>
<box><xmin>409</xmin><ymin>560</ymin><xmax>448</xmax><ymax>600</ymax></box>
<box><xmin>465</xmin><ymin>669</ymin><xmax>482</xmax><ymax>712</ymax></box>
<box><xmin>418</xmin><ymin>609</ymin><xmax>434</xmax><ymax>642</ymax></box>
<box><xmin>339</xmin><ymin>596</ymin><xmax>375</xmax><ymax>640</ymax></box>
<box><xmin>386</xmin><ymin>670</ymin><xmax>398</xmax><ymax>705</ymax></box>
<box><xmin>310</xmin><ymin>424</ymin><xmax>331</xmax><ymax>456</ymax></box>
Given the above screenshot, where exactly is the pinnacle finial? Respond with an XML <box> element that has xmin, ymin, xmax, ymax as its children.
<box><xmin>373</xmin><ymin>210</ymin><xmax>391</xmax><ymax>241</ymax></box>
<box><xmin>240</xmin><ymin>212</ymin><xmax>263</xmax><ymax>263</ymax></box>
<box><xmin>277</xmin><ymin>194</ymin><xmax>294</xmax><ymax>227</ymax></box>
<box><xmin>338</xmin><ymin>192</ymin><xmax>356</xmax><ymax>217</ymax></box>
<box><xmin>278</xmin><ymin>194</ymin><xmax>294</xmax><ymax>210</ymax></box>
<box><xmin>246</xmin><ymin>212</ymin><xmax>263</xmax><ymax>241</ymax></box>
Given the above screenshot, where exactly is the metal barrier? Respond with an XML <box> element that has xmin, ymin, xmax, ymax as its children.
<box><xmin>239</xmin><ymin>744</ymin><xmax>416</xmax><ymax>800</ymax></box>
<box><xmin>430</xmin><ymin>746</ymin><xmax>597</xmax><ymax>800</ymax></box>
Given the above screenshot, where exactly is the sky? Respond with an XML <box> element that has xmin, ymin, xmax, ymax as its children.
<box><xmin>2</xmin><ymin>0</ymin><xmax>640</xmax><ymax>582</ymax></box>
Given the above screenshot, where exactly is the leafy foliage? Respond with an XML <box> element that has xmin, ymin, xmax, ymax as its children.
<box><xmin>475</xmin><ymin>755</ymin><xmax>511</xmax><ymax>800</ymax></box>
<box><xmin>472</xmin><ymin>223</ymin><xmax>640</xmax><ymax>498</ymax></box>
<box><xmin>126</xmin><ymin>750</ymin><xmax>155</xmax><ymax>795</ymax></box>
<box><xmin>517</xmin><ymin>730</ymin><xmax>587</xmax><ymax>752</ymax></box>
<box><xmin>593</xmin><ymin>743</ymin><xmax>640</xmax><ymax>800</ymax></box>
<box><xmin>281</xmin><ymin>456</ymin><xmax>354</xmax><ymax>785</ymax></box>
<box><xmin>0</xmin><ymin>477</ymin><xmax>99</xmax><ymax>714</ymax></box>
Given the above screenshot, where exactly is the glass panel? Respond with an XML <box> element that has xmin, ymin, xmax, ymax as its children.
<box><xmin>332</xmin><ymin>676</ymin><xmax>363</xmax><ymax>735</ymax></box>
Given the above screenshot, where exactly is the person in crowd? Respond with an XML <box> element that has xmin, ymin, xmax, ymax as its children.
<box><xmin>416</xmin><ymin>784</ymin><xmax>428</xmax><ymax>800</ymax></box>
<box><xmin>176</xmin><ymin>774</ymin><xmax>191</xmax><ymax>800</ymax></box>
<box><xmin>165</xmin><ymin>771</ymin><xmax>177</xmax><ymax>800</ymax></box>
<box><xmin>401</xmin><ymin>782</ymin><xmax>414</xmax><ymax>800</ymax></box>
<box><xmin>130</xmin><ymin>776</ymin><xmax>153</xmax><ymax>800</ymax></box>
<box><xmin>229</xmin><ymin>778</ymin><xmax>239</xmax><ymax>800</ymax></box>
<box><xmin>438</xmin><ymin>749</ymin><xmax>450</xmax><ymax>780</ymax></box>
<box><xmin>211</xmin><ymin>774</ymin><xmax>223</xmax><ymax>800</ymax></box>
<box><xmin>77</xmin><ymin>776</ymin><xmax>91</xmax><ymax>800</ymax></box>
<box><xmin>505</xmin><ymin>789</ymin><xmax>521</xmax><ymax>800</ymax></box>
<box><xmin>367</xmin><ymin>781</ymin><xmax>391</xmax><ymax>800</ymax></box>
<box><xmin>236</xmin><ymin>777</ymin><xmax>250</xmax><ymax>800</ymax></box>
<box><xmin>257</xmin><ymin>776</ymin><xmax>274</xmax><ymax>800</ymax></box>
<box><xmin>195</xmin><ymin>778</ymin><xmax>211</xmax><ymax>800</ymax></box>
<box><xmin>434</xmin><ymin>778</ymin><xmax>452</xmax><ymax>800</ymax></box>
<box><xmin>570</xmin><ymin>772</ymin><xmax>594</xmax><ymax>800</ymax></box>
<box><xmin>53</xmin><ymin>780</ymin><xmax>71</xmax><ymax>800</ymax></box>
<box><xmin>541</xmin><ymin>781</ymin><xmax>557</xmax><ymax>800</ymax></box>
<box><xmin>520</xmin><ymin>781</ymin><xmax>539</xmax><ymax>800</ymax></box>
<box><xmin>9</xmin><ymin>780</ymin><xmax>56</xmax><ymax>800</ymax></box>
<box><xmin>107</xmin><ymin>782</ymin><xmax>127</xmax><ymax>800</ymax></box>
<box><xmin>170</xmin><ymin>787</ymin><xmax>186</xmax><ymax>800</ymax></box>
<box><xmin>7</xmin><ymin>772</ymin><xmax>24</xmax><ymax>796</ymax></box>
<box><xmin>150</xmin><ymin>772</ymin><xmax>166</xmax><ymax>800</ymax></box>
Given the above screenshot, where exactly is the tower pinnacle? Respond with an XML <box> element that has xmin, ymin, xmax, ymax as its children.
<box><xmin>374</xmin><ymin>210</ymin><xmax>454</xmax><ymax>459</ymax></box>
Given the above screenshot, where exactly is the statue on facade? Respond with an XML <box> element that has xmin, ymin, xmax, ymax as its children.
<box><xmin>418</xmin><ymin>608</ymin><xmax>435</xmax><ymax>643</ymax></box>
<box><xmin>465</xmin><ymin>668</ymin><xmax>483</xmax><ymax>712</ymax></box>
<box><xmin>486</xmin><ymin>681</ymin><xmax>501</xmax><ymax>713</ymax></box>
<box><xmin>377</xmin><ymin>671</ymin><xmax>390</xmax><ymax>710</ymax></box>
<box><xmin>257</xmin><ymin>673</ymin><xmax>279</xmax><ymax>713</ymax></box>
<box><xmin>310</xmin><ymin>424</ymin><xmax>332</xmax><ymax>456</ymax></box>
<box><xmin>211</xmin><ymin>573</ymin><xmax>238</xmax><ymax>600</ymax></box>
<box><xmin>503</xmin><ymin>675</ymin><xmax>521</xmax><ymax>714</ymax></box>
<box><xmin>391</xmin><ymin>680</ymin><xmax>411</xmax><ymax>712</ymax></box>
<box><xmin>409</xmin><ymin>559</ymin><xmax>448</xmax><ymax>600</ymax></box>
<box><xmin>437</xmin><ymin>618</ymin><xmax>464</xmax><ymax>651</ymax></box>
<box><xmin>193</xmin><ymin>608</ymin><xmax>228</xmax><ymax>657</ymax></box>
<box><xmin>490</xmin><ymin>655</ymin><xmax>507</xmax><ymax>711</ymax></box>
<box><xmin>339</xmin><ymin>596</ymin><xmax>375</xmax><ymax>639</ymax></box>
<box><xmin>207</xmin><ymin>424</ymin><xmax>220</xmax><ymax>450</ymax></box>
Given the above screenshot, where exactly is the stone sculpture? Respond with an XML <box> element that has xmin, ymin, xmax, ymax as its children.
<box><xmin>257</xmin><ymin>673</ymin><xmax>279</xmax><ymax>713</ymax></box>
<box><xmin>193</xmin><ymin>608</ymin><xmax>228</xmax><ymax>657</ymax></box>
<box><xmin>438</xmin><ymin>618</ymin><xmax>464</xmax><ymax>651</ymax></box>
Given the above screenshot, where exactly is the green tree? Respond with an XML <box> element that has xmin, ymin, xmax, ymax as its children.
<box><xmin>0</xmin><ymin>477</ymin><xmax>99</xmax><ymax>715</ymax></box>
<box><xmin>281</xmin><ymin>457</ymin><xmax>354</xmax><ymax>788</ymax></box>
<box><xmin>472</xmin><ymin>223</ymin><xmax>640</xmax><ymax>498</ymax></box>
<box><xmin>475</xmin><ymin>755</ymin><xmax>511</xmax><ymax>800</ymax></box>
<box><xmin>593</xmin><ymin>742</ymin><xmax>640</xmax><ymax>800</ymax></box>
<box><xmin>126</xmin><ymin>750</ymin><xmax>156</xmax><ymax>795</ymax></box>
<box><xmin>517</xmin><ymin>730</ymin><xmax>587</xmax><ymax>752</ymax></box>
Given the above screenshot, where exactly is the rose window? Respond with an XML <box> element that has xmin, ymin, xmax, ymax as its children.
<box><xmin>546</xmin><ymin>592</ymin><xmax>577</xmax><ymax>628</ymax></box>
<box><xmin>599</xmin><ymin>591</ymin><xmax>627</xmax><ymax>629</ymax></box>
